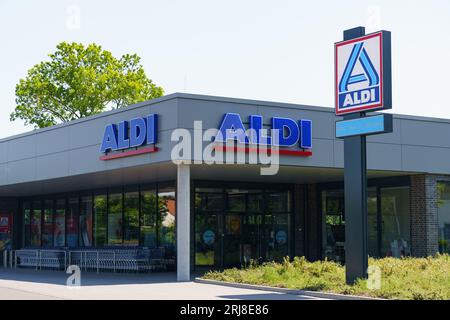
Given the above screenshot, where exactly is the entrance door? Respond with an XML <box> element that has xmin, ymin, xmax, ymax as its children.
<box><xmin>222</xmin><ymin>214</ymin><xmax>242</xmax><ymax>268</ymax></box>
<box><xmin>241</xmin><ymin>214</ymin><xmax>262</xmax><ymax>266</ymax></box>
<box><xmin>194</xmin><ymin>186</ymin><xmax>292</xmax><ymax>270</ymax></box>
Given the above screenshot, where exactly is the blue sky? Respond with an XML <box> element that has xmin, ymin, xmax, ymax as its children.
<box><xmin>0</xmin><ymin>0</ymin><xmax>449</xmax><ymax>138</ymax></box>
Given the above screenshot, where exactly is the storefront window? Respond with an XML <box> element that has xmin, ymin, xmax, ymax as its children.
<box><xmin>322</xmin><ymin>190</ymin><xmax>345</xmax><ymax>263</ymax></box>
<box><xmin>227</xmin><ymin>190</ymin><xmax>246</xmax><ymax>212</ymax></box>
<box><xmin>248</xmin><ymin>191</ymin><xmax>264</xmax><ymax>213</ymax></box>
<box><xmin>368</xmin><ymin>188</ymin><xmax>378</xmax><ymax>257</ymax></box>
<box><xmin>23</xmin><ymin>201</ymin><xmax>31</xmax><ymax>247</ymax></box>
<box><xmin>140</xmin><ymin>188</ymin><xmax>157</xmax><ymax>247</ymax></box>
<box><xmin>195</xmin><ymin>213</ymin><xmax>219</xmax><ymax>266</ymax></box>
<box><xmin>158</xmin><ymin>187</ymin><xmax>176</xmax><ymax>248</ymax></box>
<box><xmin>79</xmin><ymin>196</ymin><xmax>92</xmax><ymax>246</ymax></box>
<box><xmin>380</xmin><ymin>187</ymin><xmax>411</xmax><ymax>257</ymax></box>
<box><xmin>94</xmin><ymin>194</ymin><xmax>107</xmax><ymax>246</ymax></box>
<box><xmin>124</xmin><ymin>190</ymin><xmax>139</xmax><ymax>246</ymax></box>
<box><xmin>54</xmin><ymin>199</ymin><xmax>65</xmax><ymax>247</ymax></box>
<box><xmin>108</xmin><ymin>192</ymin><xmax>123</xmax><ymax>245</ymax></box>
<box><xmin>437</xmin><ymin>182</ymin><xmax>450</xmax><ymax>254</ymax></box>
<box><xmin>267</xmin><ymin>191</ymin><xmax>290</xmax><ymax>213</ymax></box>
<box><xmin>42</xmin><ymin>200</ymin><xmax>53</xmax><ymax>247</ymax></box>
<box><xmin>195</xmin><ymin>188</ymin><xmax>224</xmax><ymax>212</ymax></box>
<box><xmin>67</xmin><ymin>197</ymin><xmax>79</xmax><ymax>247</ymax></box>
<box><xmin>265</xmin><ymin>213</ymin><xmax>289</xmax><ymax>262</ymax></box>
<box><xmin>31</xmin><ymin>200</ymin><xmax>42</xmax><ymax>247</ymax></box>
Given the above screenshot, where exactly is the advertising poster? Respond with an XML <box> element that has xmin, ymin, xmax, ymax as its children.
<box><xmin>0</xmin><ymin>213</ymin><xmax>12</xmax><ymax>250</ymax></box>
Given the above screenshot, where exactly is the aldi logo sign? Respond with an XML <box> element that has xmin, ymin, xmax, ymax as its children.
<box><xmin>335</xmin><ymin>31</ymin><xmax>391</xmax><ymax>115</ymax></box>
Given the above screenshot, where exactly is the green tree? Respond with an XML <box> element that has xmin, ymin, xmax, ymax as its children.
<box><xmin>11</xmin><ymin>42</ymin><xmax>164</xmax><ymax>128</ymax></box>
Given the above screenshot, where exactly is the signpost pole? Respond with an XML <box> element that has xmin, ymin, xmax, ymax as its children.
<box><xmin>342</xmin><ymin>26</ymin><xmax>368</xmax><ymax>284</ymax></box>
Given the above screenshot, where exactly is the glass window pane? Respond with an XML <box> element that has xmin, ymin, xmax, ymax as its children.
<box><xmin>267</xmin><ymin>191</ymin><xmax>291</xmax><ymax>213</ymax></box>
<box><xmin>42</xmin><ymin>200</ymin><xmax>53</xmax><ymax>247</ymax></box>
<box><xmin>140</xmin><ymin>189</ymin><xmax>157</xmax><ymax>247</ymax></box>
<box><xmin>23</xmin><ymin>201</ymin><xmax>31</xmax><ymax>247</ymax></box>
<box><xmin>124</xmin><ymin>191</ymin><xmax>139</xmax><ymax>246</ymax></box>
<box><xmin>195</xmin><ymin>189</ymin><xmax>224</xmax><ymax>212</ymax></box>
<box><xmin>368</xmin><ymin>188</ymin><xmax>378</xmax><ymax>257</ymax></box>
<box><xmin>227</xmin><ymin>189</ymin><xmax>246</xmax><ymax>212</ymax></box>
<box><xmin>67</xmin><ymin>197</ymin><xmax>79</xmax><ymax>248</ymax></box>
<box><xmin>195</xmin><ymin>213</ymin><xmax>219</xmax><ymax>266</ymax></box>
<box><xmin>158</xmin><ymin>187</ymin><xmax>176</xmax><ymax>248</ymax></box>
<box><xmin>31</xmin><ymin>201</ymin><xmax>42</xmax><ymax>247</ymax></box>
<box><xmin>265</xmin><ymin>214</ymin><xmax>289</xmax><ymax>262</ymax></box>
<box><xmin>108</xmin><ymin>193</ymin><xmax>123</xmax><ymax>245</ymax></box>
<box><xmin>321</xmin><ymin>189</ymin><xmax>345</xmax><ymax>263</ymax></box>
<box><xmin>438</xmin><ymin>182</ymin><xmax>450</xmax><ymax>254</ymax></box>
<box><xmin>94</xmin><ymin>194</ymin><xmax>107</xmax><ymax>247</ymax></box>
<box><xmin>80</xmin><ymin>196</ymin><xmax>93</xmax><ymax>247</ymax></box>
<box><xmin>247</xmin><ymin>191</ymin><xmax>264</xmax><ymax>213</ymax></box>
<box><xmin>242</xmin><ymin>214</ymin><xmax>262</xmax><ymax>264</ymax></box>
<box><xmin>380</xmin><ymin>187</ymin><xmax>411</xmax><ymax>257</ymax></box>
<box><xmin>54</xmin><ymin>199</ymin><xmax>66</xmax><ymax>247</ymax></box>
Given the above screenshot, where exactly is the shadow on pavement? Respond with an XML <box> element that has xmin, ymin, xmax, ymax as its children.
<box><xmin>0</xmin><ymin>268</ymin><xmax>188</xmax><ymax>286</ymax></box>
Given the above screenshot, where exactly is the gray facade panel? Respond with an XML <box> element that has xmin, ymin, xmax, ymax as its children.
<box><xmin>36</xmin><ymin>152</ymin><xmax>70</xmax><ymax>180</ymax></box>
<box><xmin>5</xmin><ymin>135</ymin><xmax>37</xmax><ymax>162</ymax></box>
<box><xmin>36</xmin><ymin>128</ymin><xmax>70</xmax><ymax>156</ymax></box>
<box><xmin>401</xmin><ymin>119</ymin><xmax>450</xmax><ymax>148</ymax></box>
<box><xmin>402</xmin><ymin>145</ymin><xmax>450</xmax><ymax>174</ymax></box>
<box><xmin>6</xmin><ymin>158</ymin><xmax>36</xmax><ymax>184</ymax></box>
<box><xmin>0</xmin><ymin>142</ymin><xmax>6</xmax><ymax>164</ymax></box>
<box><xmin>68</xmin><ymin>116</ymin><xmax>109</xmax><ymax>150</ymax></box>
<box><xmin>334</xmin><ymin>140</ymin><xmax>344</xmax><ymax>168</ymax></box>
<box><xmin>0</xmin><ymin>164</ymin><xmax>6</xmax><ymax>183</ymax></box>
<box><xmin>367</xmin><ymin>143</ymin><xmax>403</xmax><ymax>171</ymax></box>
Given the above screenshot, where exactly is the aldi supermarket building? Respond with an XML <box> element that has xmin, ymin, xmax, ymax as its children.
<box><xmin>1</xmin><ymin>93</ymin><xmax>450</xmax><ymax>281</ymax></box>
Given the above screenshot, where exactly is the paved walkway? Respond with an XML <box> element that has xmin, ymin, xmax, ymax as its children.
<box><xmin>0</xmin><ymin>269</ymin><xmax>326</xmax><ymax>300</ymax></box>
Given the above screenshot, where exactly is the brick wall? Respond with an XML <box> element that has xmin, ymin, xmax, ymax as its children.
<box><xmin>410</xmin><ymin>175</ymin><xmax>439</xmax><ymax>257</ymax></box>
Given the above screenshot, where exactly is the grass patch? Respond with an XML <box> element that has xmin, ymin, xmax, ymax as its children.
<box><xmin>202</xmin><ymin>255</ymin><xmax>450</xmax><ymax>300</ymax></box>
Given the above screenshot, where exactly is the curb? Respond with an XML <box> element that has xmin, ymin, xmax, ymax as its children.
<box><xmin>194</xmin><ymin>278</ymin><xmax>383</xmax><ymax>300</ymax></box>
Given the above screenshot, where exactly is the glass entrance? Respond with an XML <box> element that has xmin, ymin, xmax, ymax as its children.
<box><xmin>321</xmin><ymin>183</ymin><xmax>411</xmax><ymax>261</ymax></box>
<box><xmin>194</xmin><ymin>185</ymin><xmax>292</xmax><ymax>269</ymax></box>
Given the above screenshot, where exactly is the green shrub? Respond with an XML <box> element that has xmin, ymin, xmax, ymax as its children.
<box><xmin>202</xmin><ymin>254</ymin><xmax>450</xmax><ymax>300</ymax></box>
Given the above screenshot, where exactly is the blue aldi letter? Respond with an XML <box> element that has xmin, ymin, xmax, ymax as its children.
<box><xmin>117</xmin><ymin>121</ymin><xmax>130</xmax><ymax>149</ymax></box>
<box><xmin>100</xmin><ymin>124</ymin><xmax>118</xmax><ymax>153</ymax></box>
<box><xmin>300</xmin><ymin>119</ymin><xmax>312</xmax><ymax>149</ymax></box>
<box><xmin>146</xmin><ymin>114</ymin><xmax>158</xmax><ymax>145</ymax></box>
<box><xmin>215</xmin><ymin>113</ymin><xmax>248</xmax><ymax>144</ymax></box>
<box><xmin>272</xmin><ymin>117</ymin><xmax>300</xmax><ymax>147</ymax></box>
<box><xmin>129</xmin><ymin>117</ymin><xmax>147</xmax><ymax>148</ymax></box>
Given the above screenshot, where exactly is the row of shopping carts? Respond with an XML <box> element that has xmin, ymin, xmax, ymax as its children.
<box><xmin>14</xmin><ymin>247</ymin><xmax>174</xmax><ymax>273</ymax></box>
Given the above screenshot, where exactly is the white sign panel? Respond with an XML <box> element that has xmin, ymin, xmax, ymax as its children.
<box><xmin>335</xmin><ymin>31</ymin><xmax>390</xmax><ymax>115</ymax></box>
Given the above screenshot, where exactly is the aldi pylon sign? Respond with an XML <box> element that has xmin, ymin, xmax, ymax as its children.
<box><xmin>335</xmin><ymin>31</ymin><xmax>391</xmax><ymax>115</ymax></box>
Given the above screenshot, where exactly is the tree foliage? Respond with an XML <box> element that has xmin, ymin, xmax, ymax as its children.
<box><xmin>11</xmin><ymin>42</ymin><xmax>164</xmax><ymax>128</ymax></box>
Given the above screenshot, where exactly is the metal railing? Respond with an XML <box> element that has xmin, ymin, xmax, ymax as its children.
<box><xmin>13</xmin><ymin>247</ymin><xmax>174</xmax><ymax>273</ymax></box>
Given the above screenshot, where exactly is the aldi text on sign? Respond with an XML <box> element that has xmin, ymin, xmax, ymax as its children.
<box><xmin>335</xmin><ymin>31</ymin><xmax>391</xmax><ymax>115</ymax></box>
